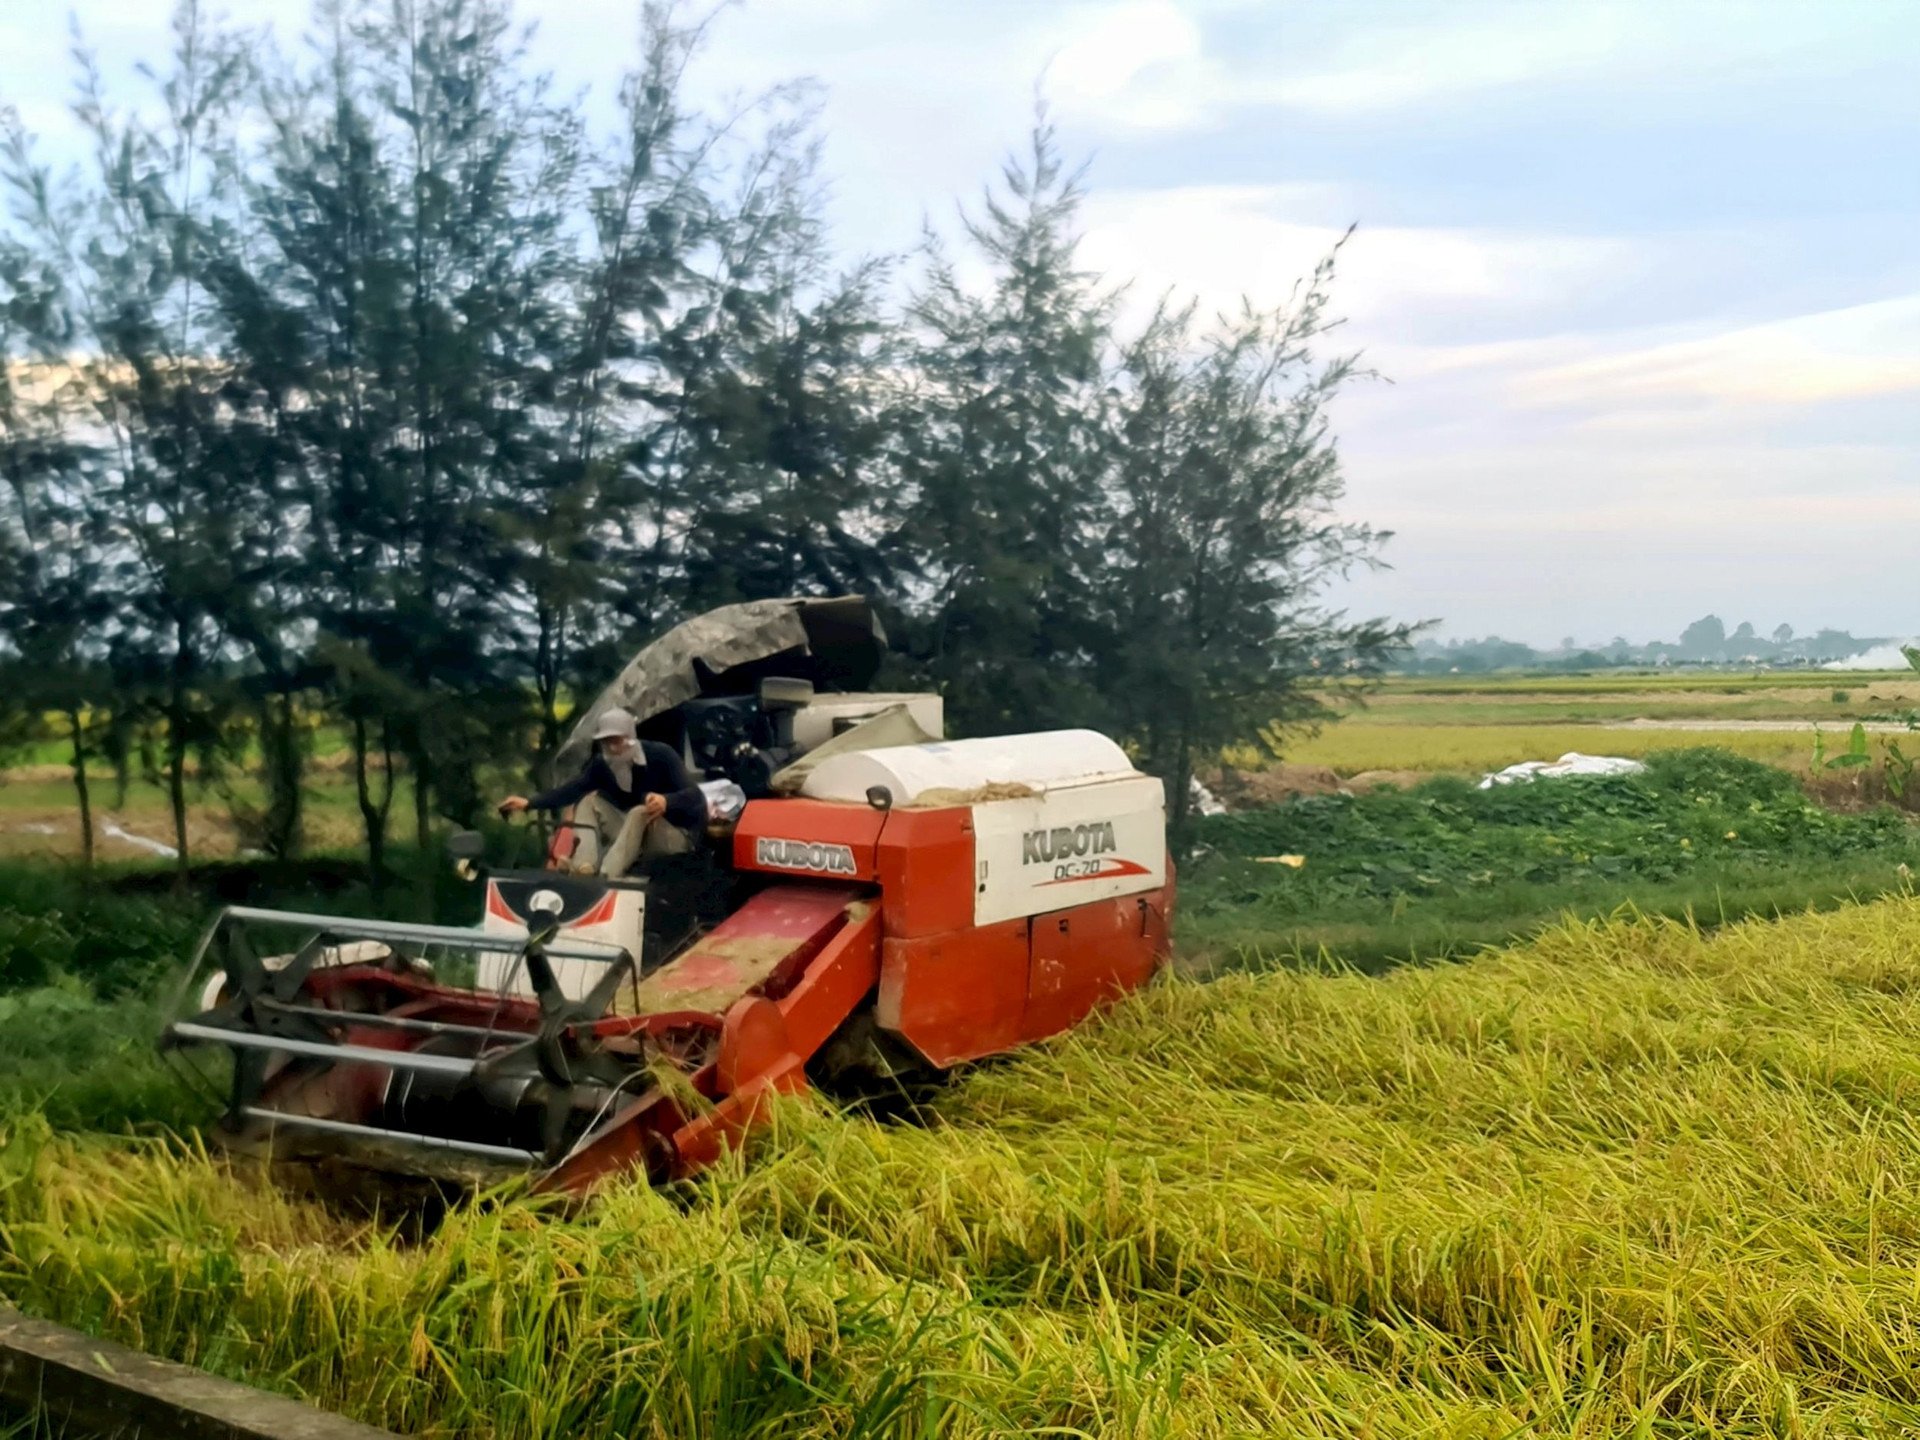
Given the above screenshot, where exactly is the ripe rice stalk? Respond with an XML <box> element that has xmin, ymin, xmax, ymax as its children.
<box><xmin>13</xmin><ymin>900</ymin><xmax>1920</xmax><ymax>1432</ymax></box>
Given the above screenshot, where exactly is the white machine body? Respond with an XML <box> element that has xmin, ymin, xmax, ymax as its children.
<box><xmin>798</xmin><ymin>729</ymin><xmax>1135</xmax><ymax>804</ymax></box>
<box><xmin>969</xmin><ymin>773</ymin><xmax>1166</xmax><ymax>926</ymax></box>
<box><xmin>476</xmin><ymin>874</ymin><xmax>644</xmax><ymax>1000</ymax></box>
<box><xmin>800</xmin><ymin>729</ymin><xmax>1167</xmax><ymax>927</ymax></box>
<box><xmin>787</xmin><ymin>692</ymin><xmax>945</xmax><ymax>750</ymax></box>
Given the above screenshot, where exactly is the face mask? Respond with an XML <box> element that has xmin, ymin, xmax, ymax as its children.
<box><xmin>603</xmin><ymin>741</ymin><xmax>635</xmax><ymax>790</ymax></box>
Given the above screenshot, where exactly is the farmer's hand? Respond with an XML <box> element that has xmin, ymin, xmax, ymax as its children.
<box><xmin>642</xmin><ymin>792</ymin><xmax>668</xmax><ymax>820</ymax></box>
<box><xmin>498</xmin><ymin>795</ymin><xmax>530</xmax><ymax>817</ymax></box>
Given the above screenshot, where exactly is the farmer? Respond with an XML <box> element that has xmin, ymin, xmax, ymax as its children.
<box><xmin>498</xmin><ymin>707</ymin><xmax>707</xmax><ymax>876</ymax></box>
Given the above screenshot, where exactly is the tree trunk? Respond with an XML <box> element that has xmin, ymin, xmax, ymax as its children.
<box><xmin>260</xmin><ymin>689</ymin><xmax>304</xmax><ymax>860</ymax></box>
<box><xmin>167</xmin><ymin>704</ymin><xmax>191</xmax><ymax>881</ymax></box>
<box><xmin>410</xmin><ymin>733</ymin><xmax>433</xmax><ymax>916</ymax></box>
<box><xmin>108</xmin><ymin>709</ymin><xmax>132</xmax><ymax>810</ymax></box>
<box><xmin>1166</xmin><ymin>709</ymin><xmax>1197</xmax><ymax>850</ymax></box>
<box><xmin>166</xmin><ymin>733</ymin><xmax>190</xmax><ymax>882</ymax></box>
<box><xmin>167</xmin><ymin>728</ymin><xmax>190</xmax><ymax>881</ymax></box>
<box><xmin>535</xmin><ymin>603</ymin><xmax>561</xmax><ymax>756</ymax></box>
<box><xmin>168</xmin><ymin>625</ymin><xmax>193</xmax><ymax>883</ymax></box>
<box><xmin>65</xmin><ymin>704</ymin><xmax>94</xmax><ymax>872</ymax></box>
<box><xmin>351</xmin><ymin>711</ymin><xmax>390</xmax><ymax>900</ymax></box>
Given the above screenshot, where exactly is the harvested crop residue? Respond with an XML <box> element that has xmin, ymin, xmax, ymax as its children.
<box><xmin>907</xmin><ymin>781</ymin><xmax>1038</xmax><ymax>807</ymax></box>
<box><xmin>1205</xmin><ymin>763</ymin><xmax>1434</xmax><ymax>808</ymax></box>
<box><xmin>619</xmin><ymin>934</ymin><xmax>809</xmax><ymax>1016</ymax></box>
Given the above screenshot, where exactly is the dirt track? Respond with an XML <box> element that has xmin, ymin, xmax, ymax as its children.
<box><xmin>1619</xmin><ymin>719</ymin><xmax>1916</xmax><ymax>733</ymax></box>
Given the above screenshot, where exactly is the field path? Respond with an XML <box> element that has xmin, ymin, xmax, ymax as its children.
<box><xmin>1619</xmin><ymin>717</ymin><xmax>1916</xmax><ymax>732</ymax></box>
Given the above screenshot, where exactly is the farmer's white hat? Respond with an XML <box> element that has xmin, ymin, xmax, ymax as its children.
<box><xmin>592</xmin><ymin>707</ymin><xmax>637</xmax><ymax>741</ymax></box>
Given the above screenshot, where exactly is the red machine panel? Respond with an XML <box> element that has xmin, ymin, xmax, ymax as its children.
<box><xmin>733</xmin><ymin>799</ymin><xmax>887</xmax><ymax>882</ymax></box>
<box><xmin>876</xmin><ymin>916</ymin><xmax>1031</xmax><ymax>1068</ymax></box>
<box><xmin>1022</xmin><ymin>892</ymin><xmax>1167</xmax><ymax>1044</ymax></box>
<box><xmin>874</xmin><ymin>807</ymin><xmax>975</xmax><ymax>938</ymax></box>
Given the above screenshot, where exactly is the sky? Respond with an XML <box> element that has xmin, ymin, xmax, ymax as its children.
<box><xmin>3</xmin><ymin>0</ymin><xmax>1916</xmax><ymax>647</ymax></box>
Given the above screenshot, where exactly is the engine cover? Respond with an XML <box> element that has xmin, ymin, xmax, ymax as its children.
<box><xmin>969</xmin><ymin>774</ymin><xmax>1166</xmax><ymax>926</ymax></box>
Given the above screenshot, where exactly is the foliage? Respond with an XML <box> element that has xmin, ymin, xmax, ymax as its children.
<box><xmin>1181</xmin><ymin>749</ymin><xmax>1920</xmax><ymax>966</ymax></box>
<box><xmin>1278</xmin><ymin>720</ymin><xmax>1824</xmax><ymax>776</ymax></box>
<box><xmin>0</xmin><ymin>161</ymin><xmax>109</xmax><ymax>868</ymax></box>
<box><xmin>1813</xmin><ymin>720</ymin><xmax>1873</xmax><ymax>770</ymax></box>
<box><xmin>1195</xmin><ymin>749</ymin><xmax>1910</xmax><ymax>905</ymax></box>
<box><xmin>0</xmin><ymin>866</ymin><xmax>205</xmax><ymax>998</ymax></box>
<box><xmin>0</xmin><ymin>982</ymin><xmax>201</xmax><ymax>1132</ymax></box>
<box><xmin>1396</xmin><ymin>620</ymin><xmax>1897</xmax><ymax>672</ymax></box>
<box><xmin>0</xmin><ymin>2</ymin><xmax>1403</xmax><ymax>888</ymax></box>
<box><xmin>895</xmin><ymin>117</ymin><xmax>1116</xmax><ymax>735</ymax></box>
<box><xmin>1105</xmin><ymin>261</ymin><xmax>1413</xmax><ymax>829</ymax></box>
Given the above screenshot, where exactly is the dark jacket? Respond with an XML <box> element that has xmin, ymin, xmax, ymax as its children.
<box><xmin>528</xmin><ymin>742</ymin><xmax>707</xmax><ymax>831</ymax></box>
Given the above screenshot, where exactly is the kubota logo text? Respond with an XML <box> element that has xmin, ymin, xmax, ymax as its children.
<box><xmin>755</xmin><ymin>837</ymin><xmax>857</xmax><ymax>875</ymax></box>
<box><xmin>1022</xmin><ymin>822</ymin><xmax>1117</xmax><ymax>865</ymax></box>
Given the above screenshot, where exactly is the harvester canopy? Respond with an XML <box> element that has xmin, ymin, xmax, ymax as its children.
<box><xmin>553</xmin><ymin>596</ymin><xmax>887</xmax><ymax>776</ymax></box>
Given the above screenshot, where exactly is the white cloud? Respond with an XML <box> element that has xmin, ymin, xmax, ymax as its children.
<box><xmin>1044</xmin><ymin>1</ymin><xmax>1218</xmax><ymax>132</ymax></box>
<box><xmin>1039</xmin><ymin>0</ymin><xmax>1914</xmax><ymax>136</ymax></box>
<box><xmin>1035</xmin><ymin>1</ymin><xmax>1656</xmax><ymax>132</ymax></box>
<box><xmin>1075</xmin><ymin>184</ymin><xmax>1634</xmax><ymax>336</ymax></box>
<box><xmin>1522</xmin><ymin>295</ymin><xmax>1920</xmax><ymax>410</ymax></box>
<box><xmin>1273</xmin><ymin>6</ymin><xmax>1635</xmax><ymax>115</ymax></box>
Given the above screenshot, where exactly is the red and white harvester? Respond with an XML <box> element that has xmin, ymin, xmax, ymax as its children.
<box><xmin>163</xmin><ymin>598</ymin><xmax>1174</xmax><ymax>1192</ymax></box>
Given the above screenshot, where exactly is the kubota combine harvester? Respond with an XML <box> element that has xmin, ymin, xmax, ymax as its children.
<box><xmin>162</xmin><ymin>597</ymin><xmax>1174</xmax><ymax>1192</ymax></box>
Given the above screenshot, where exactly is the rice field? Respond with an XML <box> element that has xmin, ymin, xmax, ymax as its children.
<box><xmin>12</xmin><ymin>897</ymin><xmax>1920</xmax><ymax>1436</ymax></box>
<box><xmin>6</xmin><ymin>672</ymin><xmax>1920</xmax><ymax>1436</ymax></box>
<box><xmin>1278</xmin><ymin>722</ymin><xmax>1825</xmax><ymax>775</ymax></box>
<box><xmin>1273</xmin><ymin>671</ymin><xmax>1920</xmax><ymax>777</ymax></box>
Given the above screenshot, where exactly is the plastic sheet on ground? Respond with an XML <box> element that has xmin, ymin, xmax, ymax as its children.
<box><xmin>1477</xmin><ymin>752</ymin><xmax>1648</xmax><ymax>789</ymax></box>
<box><xmin>1188</xmin><ymin>777</ymin><xmax>1227</xmax><ymax>817</ymax></box>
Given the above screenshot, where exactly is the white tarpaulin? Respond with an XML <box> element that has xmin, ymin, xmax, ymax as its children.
<box><xmin>1188</xmin><ymin>777</ymin><xmax>1227</xmax><ymax>817</ymax></box>
<box><xmin>1478</xmin><ymin>752</ymin><xmax>1648</xmax><ymax>789</ymax></box>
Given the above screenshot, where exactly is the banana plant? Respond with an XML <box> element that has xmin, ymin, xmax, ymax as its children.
<box><xmin>1826</xmin><ymin>721</ymin><xmax>1873</xmax><ymax>769</ymax></box>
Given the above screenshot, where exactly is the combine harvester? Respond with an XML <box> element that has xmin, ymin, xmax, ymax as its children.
<box><xmin>162</xmin><ymin>598</ymin><xmax>1174</xmax><ymax>1192</ymax></box>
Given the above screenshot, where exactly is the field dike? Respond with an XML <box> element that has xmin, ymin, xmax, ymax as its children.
<box><xmin>10</xmin><ymin>899</ymin><xmax>1920</xmax><ymax>1436</ymax></box>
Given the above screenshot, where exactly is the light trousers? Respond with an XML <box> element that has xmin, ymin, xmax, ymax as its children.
<box><xmin>571</xmin><ymin>793</ymin><xmax>694</xmax><ymax>876</ymax></box>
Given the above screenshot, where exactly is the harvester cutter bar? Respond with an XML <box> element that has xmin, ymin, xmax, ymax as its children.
<box><xmin>239</xmin><ymin>1108</ymin><xmax>541</xmax><ymax>1165</ymax></box>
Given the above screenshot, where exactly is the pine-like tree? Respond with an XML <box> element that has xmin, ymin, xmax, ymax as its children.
<box><xmin>5</xmin><ymin>2</ymin><xmax>254</xmax><ymax>876</ymax></box>
<box><xmin>0</xmin><ymin>195</ymin><xmax>110</xmax><ymax>864</ymax></box>
<box><xmin>1102</xmin><ymin>248</ymin><xmax>1416</xmax><ymax>829</ymax></box>
<box><xmin>897</xmin><ymin>116</ymin><xmax>1114</xmax><ymax>735</ymax></box>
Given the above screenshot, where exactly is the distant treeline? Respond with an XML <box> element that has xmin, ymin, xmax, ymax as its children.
<box><xmin>1399</xmin><ymin>616</ymin><xmax>1892</xmax><ymax>675</ymax></box>
<box><xmin>0</xmin><ymin>0</ymin><xmax>1408</xmax><ymax>874</ymax></box>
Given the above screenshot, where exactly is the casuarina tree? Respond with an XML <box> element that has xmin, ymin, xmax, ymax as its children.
<box><xmin>1102</xmin><ymin>251</ymin><xmax>1417</xmax><ymax>831</ymax></box>
<box><xmin>896</xmin><ymin>115</ymin><xmax>1114</xmax><ymax>736</ymax></box>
